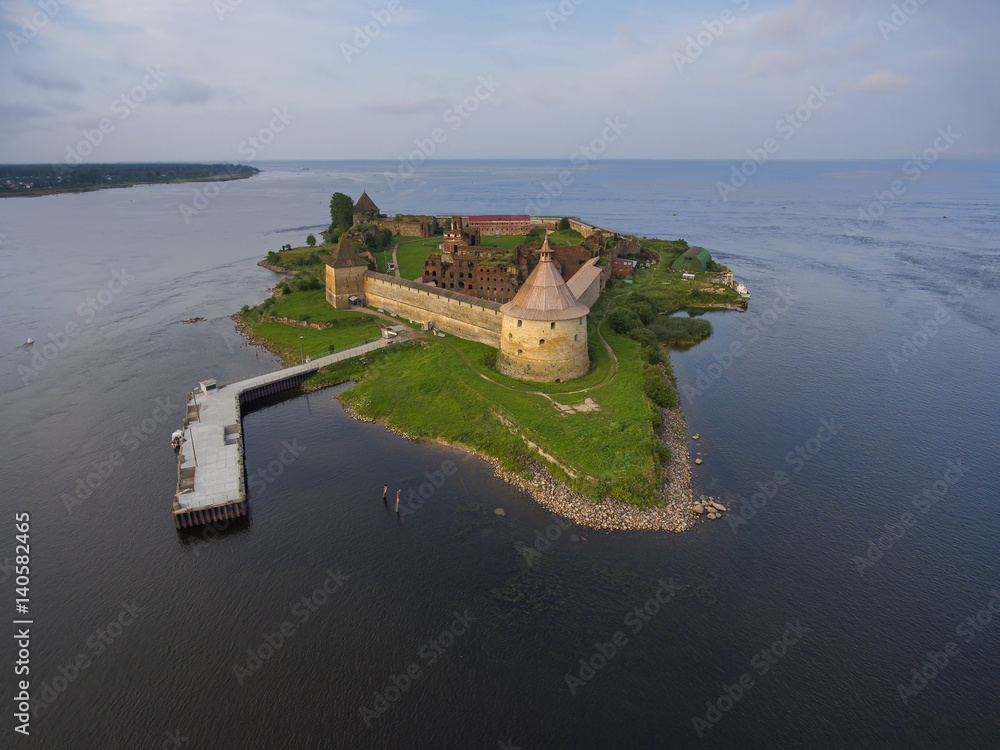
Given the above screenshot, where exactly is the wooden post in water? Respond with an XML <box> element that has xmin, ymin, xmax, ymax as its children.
<box><xmin>383</xmin><ymin>484</ymin><xmax>388</xmax><ymax>501</ymax></box>
<box><xmin>395</xmin><ymin>490</ymin><xmax>400</xmax><ymax>514</ymax></box>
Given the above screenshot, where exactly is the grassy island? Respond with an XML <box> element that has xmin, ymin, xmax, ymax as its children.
<box><xmin>240</xmin><ymin>227</ymin><xmax>744</xmax><ymax>512</ymax></box>
<box><xmin>0</xmin><ymin>163</ymin><xmax>259</xmax><ymax>197</ymax></box>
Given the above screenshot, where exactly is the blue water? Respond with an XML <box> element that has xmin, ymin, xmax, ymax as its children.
<box><xmin>0</xmin><ymin>160</ymin><xmax>997</xmax><ymax>748</ymax></box>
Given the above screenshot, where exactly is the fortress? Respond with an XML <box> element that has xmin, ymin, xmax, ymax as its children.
<box><xmin>325</xmin><ymin>232</ymin><xmax>607</xmax><ymax>382</ymax></box>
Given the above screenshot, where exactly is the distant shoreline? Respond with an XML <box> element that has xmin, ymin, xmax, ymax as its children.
<box><xmin>0</xmin><ymin>172</ymin><xmax>257</xmax><ymax>199</ymax></box>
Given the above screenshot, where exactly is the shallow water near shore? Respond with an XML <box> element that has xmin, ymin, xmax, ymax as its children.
<box><xmin>1</xmin><ymin>160</ymin><xmax>998</xmax><ymax>748</ymax></box>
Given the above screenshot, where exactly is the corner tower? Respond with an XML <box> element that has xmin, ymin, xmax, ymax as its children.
<box><xmin>325</xmin><ymin>235</ymin><xmax>368</xmax><ymax>309</ymax></box>
<box><xmin>498</xmin><ymin>237</ymin><xmax>590</xmax><ymax>382</ymax></box>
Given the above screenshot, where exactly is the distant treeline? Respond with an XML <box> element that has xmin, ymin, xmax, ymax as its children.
<box><xmin>0</xmin><ymin>163</ymin><xmax>260</xmax><ymax>195</ymax></box>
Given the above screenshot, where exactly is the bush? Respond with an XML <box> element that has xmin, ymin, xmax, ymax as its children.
<box><xmin>607</xmin><ymin>308</ymin><xmax>640</xmax><ymax>335</ymax></box>
<box><xmin>621</xmin><ymin>298</ymin><xmax>656</xmax><ymax>325</ymax></box>
<box><xmin>558</xmin><ymin>217</ymin><xmax>570</xmax><ymax>230</ymax></box>
<box><xmin>628</xmin><ymin>327</ymin><xmax>658</xmax><ymax>348</ymax></box>
<box><xmin>648</xmin><ymin>316</ymin><xmax>712</xmax><ymax>345</ymax></box>
<box><xmin>642</xmin><ymin>364</ymin><xmax>678</xmax><ymax>408</ymax></box>
<box><xmin>640</xmin><ymin>345</ymin><xmax>663</xmax><ymax>365</ymax></box>
<box><xmin>480</xmin><ymin>348</ymin><xmax>498</xmax><ymax>371</ymax></box>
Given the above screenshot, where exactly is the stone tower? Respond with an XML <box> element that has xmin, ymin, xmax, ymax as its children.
<box><xmin>497</xmin><ymin>237</ymin><xmax>590</xmax><ymax>382</ymax></box>
<box><xmin>324</xmin><ymin>235</ymin><xmax>368</xmax><ymax>309</ymax></box>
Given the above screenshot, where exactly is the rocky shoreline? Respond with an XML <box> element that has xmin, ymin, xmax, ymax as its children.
<box><xmin>339</xmin><ymin>396</ymin><xmax>705</xmax><ymax>533</ymax></box>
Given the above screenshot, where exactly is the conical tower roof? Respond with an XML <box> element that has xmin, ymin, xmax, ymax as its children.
<box><xmin>355</xmin><ymin>190</ymin><xmax>379</xmax><ymax>214</ymax></box>
<box><xmin>324</xmin><ymin>234</ymin><xmax>367</xmax><ymax>269</ymax></box>
<box><xmin>500</xmin><ymin>237</ymin><xmax>590</xmax><ymax>321</ymax></box>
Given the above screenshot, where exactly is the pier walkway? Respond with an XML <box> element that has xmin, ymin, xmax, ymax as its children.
<box><xmin>172</xmin><ymin>336</ymin><xmax>395</xmax><ymax>528</ymax></box>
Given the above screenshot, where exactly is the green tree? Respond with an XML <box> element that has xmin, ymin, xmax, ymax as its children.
<box><xmin>376</xmin><ymin>228</ymin><xmax>393</xmax><ymax>251</ymax></box>
<box><xmin>558</xmin><ymin>217</ymin><xmax>570</xmax><ymax>230</ymax></box>
<box><xmin>306</xmin><ymin>234</ymin><xmax>316</xmax><ymax>247</ymax></box>
<box><xmin>329</xmin><ymin>192</ymin><xmax>354</xmax><ymax>230</ymax></box>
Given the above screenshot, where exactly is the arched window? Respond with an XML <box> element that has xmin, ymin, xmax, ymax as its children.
<box><xmin>550</xmin><ymin>322</ymin><xmax>555</xmax><ymax>330</ymax></box>
<box><xmin>575</xmin><ymin>334</ymin><xmax>579</xmax><ymax>341</ymax></box>
<box><xmin>459</xmin><ymin>282</ymin><xmax>465</xmax><ymax>289</ymax></box>
<box><xmin>517</xmin><ymin>320</ymin><xmax>522</xmax><ymax>327</ymax></box>
<box><xmin>539</xmin><ymin>339</ymin><xmax>545</xmax><ymax>346</ymax></box>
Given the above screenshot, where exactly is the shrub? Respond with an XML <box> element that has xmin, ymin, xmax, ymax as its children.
<box><xmin>607</xmin><ymin>308</ymin><xmax>640</xmax><ymax>335</ymax></box>
<box><xmin>628</xmin><ymin>327</ymin><xmax>659</xmax><ymax>349</ymax></box>
<box><xmin>640</xmin><ymin>345</ymin><xmax>663</xmax><ymax>365</ymax></box>
<box><xmin>480</xmin><ymin>348</ymin><xmax>498</xmax><ymax>371</ymax></box>
<box><xmin>621</xmin><ymin>298</ymin><xmax>656</xmax><ymax>324</ymax></box>
<box><xmin>558</xmin><ymin>217</ymin><xmax>570</xmax><ymax>230</ymax></box>
<box><xmin>642</xmin><ymin>364</ymin><xmax>678</xmax><ymax>408</ymax></box>
<box><xmin>648</xmin><ymin>316</ymin><xmax>712</xmax><ymax>345</ymax></box>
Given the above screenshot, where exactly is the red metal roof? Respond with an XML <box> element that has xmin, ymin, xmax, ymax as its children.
<box><xmin>467</xmin><ymin>215</ymin><xmax>530</xmax><ymax>222</ymax></box>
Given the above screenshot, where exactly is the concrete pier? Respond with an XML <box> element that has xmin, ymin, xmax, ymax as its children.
<box><xmin>173</xmin><ymin>337</ymin><xmax>394</xmax><ymax>528</ymax></box>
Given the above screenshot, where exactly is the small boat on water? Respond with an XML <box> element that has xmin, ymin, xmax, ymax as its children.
<box><xmin>171</xmin><ymin>430</ymin><xmax>184</xmax><ymax>450</ymax></box>
<box><xmin>735</xmin><ymin>282</ymin><xmax>751</xmax><ymax>299</ymax></box>
<box><xmin>26</xmin><ymin>338</ymin><xmax>33</xmax><ymax>345</ymax></box>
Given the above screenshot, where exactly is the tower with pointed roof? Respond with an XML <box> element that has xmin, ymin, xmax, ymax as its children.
<box><xmin>353</xmin><ymin>190</ymin><xmax>380</xmax><ymax>224</ymax></box>
<box><xmin>497</xmin><ymin>237</ymin><xmax>591</xmax><ymax>382</ymax></box>
<box><xmin>324</xmin><ymin>235</ymin><xmax>369</xmax><ymax>309</ymax></box>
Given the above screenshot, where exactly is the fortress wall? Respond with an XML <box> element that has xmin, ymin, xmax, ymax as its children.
<box><xmin>363</xmin><ymin>274</ymin><xmax>502</xmax><ymax>347</ymax></box>
<box><xmin>567</xmin><ymin>258</ymin><xmax>605</xmax><ymax>310</ymax></box>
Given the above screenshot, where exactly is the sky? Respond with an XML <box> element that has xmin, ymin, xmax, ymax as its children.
<box><xmin>1</xmin><ymin>0</ymin><xmax>998</xmax><ymax>163</ymax></box>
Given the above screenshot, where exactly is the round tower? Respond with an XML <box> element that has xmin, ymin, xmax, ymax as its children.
<box><xmin>497</xmin><ymin>237</ymin><xmax>590</xmax><ymax>382</ymax></box>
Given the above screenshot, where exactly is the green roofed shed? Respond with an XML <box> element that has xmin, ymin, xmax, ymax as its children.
<box><xmin>671</xmin><ymin>247</ymin><xmax>712</xmax><ymax>274</ymax></box>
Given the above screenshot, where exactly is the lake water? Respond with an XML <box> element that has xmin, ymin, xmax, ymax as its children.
<box><xmin>0</xmin><ymin>160</ymin><xmax>998</xmax><ymax>749</ymax></box>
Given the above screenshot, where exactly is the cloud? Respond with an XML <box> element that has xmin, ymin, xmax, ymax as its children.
<box><xmin>159</xmin><ymin>78</ymin><xmax>215</xmax><ymax>106</ymax></box>
<box><xmin>363</xmin><ymin>98</ymin><xmax>445</xmax><ymax>115</ymax></box>
<box><xmin>14</xmin><ymin>69</ymin><xmax>84</xmax><ymax>93</ymax></box>
<box><xmin>853</xmin><ymin>70</ymin><xmax>912</xmax><ymax>93</ymax></box>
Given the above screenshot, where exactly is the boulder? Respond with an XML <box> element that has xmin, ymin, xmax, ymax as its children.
<box><xmin>693</xmin><ymin>503</ymin><xmax>704</xmax><ymax>515</ymax></box>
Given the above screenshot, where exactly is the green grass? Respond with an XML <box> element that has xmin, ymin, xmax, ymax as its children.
<box><xmin>304</xmin><ymin>298</ymin><xmax>664</xmax><ymax>506</ymax></box>
<box><xmin>392</xmin><ymin>236</ymin><xmax>444</xmax><ymax>279</ymax></box>
<box><xmin>268</xmin><ymin>289</ymin><xmax>372</xmax><ymax>324</ymax></box>
<box><xmin>249</xmin><ymin>321</ymin><xmax>380</xmax><ymax>361</ymax></box>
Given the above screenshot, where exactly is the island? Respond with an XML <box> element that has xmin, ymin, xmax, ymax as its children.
<box><xmin>0</xmin><ymin>163</ymin><xmax>259</xmax><ymax>197</ymax></box>
<box><xmin>233</xmin><ymin>191</ymin><xmax>749</xmax><ymax>532</ymax></box>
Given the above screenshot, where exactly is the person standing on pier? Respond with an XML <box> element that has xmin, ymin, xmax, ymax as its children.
<box><xmin>383</xmin><ymin>484</ymin><xmax>388</xmax><ymax>502</ymax></box>
<box><xmin>395</xmin><ymin>490</ymin><xmax>400</xmax><ymax>514</ymax></box>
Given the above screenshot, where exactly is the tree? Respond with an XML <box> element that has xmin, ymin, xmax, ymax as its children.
<box><xmin>306</xmin><ymin>234</ymin><xmax>316</xmax><ymax>247</ymax></box>
<box><xmin>558</xmin><ymin>217</ymin><xmax>570</xmax><ymax>230</ymax></box>
<box><xmin>376</xmin><ymin>228</ymin><xmax>393</xmax><ymax>251</ymax></box>
<box><xmin>329</xmin><ymin>192</ymin><xmax>354</xmax><ymax>230</ymax></box>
